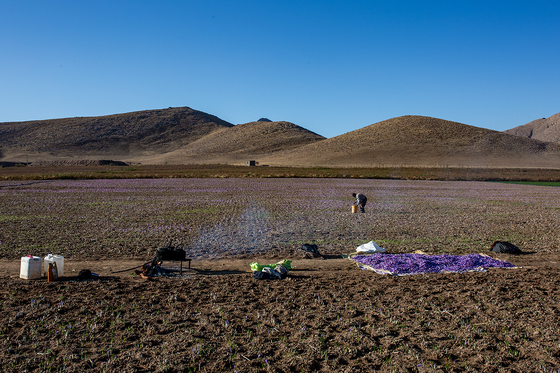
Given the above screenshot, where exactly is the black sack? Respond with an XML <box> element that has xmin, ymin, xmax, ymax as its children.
<box><xmin>301</xmin><ymin>244</ymin><xmax>319</xmax><ymax>254</ymax></box>
<box><xmin>155</xmin><ymin>247</ymin><xmax>186</xmax><ymax>261</ymax></box>
<box><xmin>78</xmin><ymin>269</ymin><xmax>92</xmax><ymax>280</ymax></box>
<box><xmin>253</xmin><ymin>271</ymin><xmax>274</xmax><ymax>280</ymax></box>
<box><xmin>491</xmin><ymin>241</ymin><xmax>522</xmax><ymax>254</ymax></box>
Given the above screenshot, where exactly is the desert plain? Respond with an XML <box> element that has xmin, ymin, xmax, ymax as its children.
<box><xmin>1</xmin><ymin>176</ymin><xmax>560</xmax><ymax>372</ymax></box>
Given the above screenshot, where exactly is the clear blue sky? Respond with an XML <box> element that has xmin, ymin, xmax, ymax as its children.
<box><xmin>2</xmin><ymin>0</ymin><xmax>559</xmax><ymax>138</ymax></box>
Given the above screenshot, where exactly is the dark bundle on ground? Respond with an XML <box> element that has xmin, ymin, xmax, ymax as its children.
<box><xmin>491</xmin><ymin>241</ymin><xmax>522</xmax><ymax>254</ymax></box>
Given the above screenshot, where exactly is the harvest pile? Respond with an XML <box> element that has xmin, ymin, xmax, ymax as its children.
<box><xmin>351</xmin><ymin>253</ymin><xmax>516</xmax><ymax>276</ymax></box>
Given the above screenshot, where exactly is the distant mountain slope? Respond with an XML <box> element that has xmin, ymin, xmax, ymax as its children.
<box><xmin>259</xmin><ymin>115</ymin><xmax>560</xmax><ymax>168</ymax></box>
<box><xmin>504</xmin><ymin>112</ymin><xmax>560</xmax><ymax>144</ymax></box>
<box><xmin>0</xmin><ymin>107</ymin><xmax>233</xmax><ymax>158</ymax></box>
<box><xmin>158</xmin><ymin>120</ymin><xmax>325</xmax><ymax>164</ymax></box>
<box><xmin>3</xmin><ymin>109</ymin><xmax>560</xmax><ymax>169</ymax></box>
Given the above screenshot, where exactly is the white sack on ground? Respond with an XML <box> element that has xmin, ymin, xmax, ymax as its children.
<box><xmin>356</xmin><ymin>241</ymin><xmax>386</xmax><ymax>253</ymax></box>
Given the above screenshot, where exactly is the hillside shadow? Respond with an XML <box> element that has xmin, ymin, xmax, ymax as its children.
<box><xmin>0</xmin><ymin>180</ymin><xmax>54</xmax><ymax>188</ymax></box>
<box><xmin>0</xmin><ymin>162</ymin><xmax>27</xmax><ymax>167</ymax></box>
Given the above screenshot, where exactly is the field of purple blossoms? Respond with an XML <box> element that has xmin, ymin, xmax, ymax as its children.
<box><xmin>1</xmin><ymin>178</ymin><xmax>560</xmax><ymax>260</ymax></box>
<box><xmin>351</xmin><ymin>253</ymin><xmax>516</xmax><ymax>276</ymax></box>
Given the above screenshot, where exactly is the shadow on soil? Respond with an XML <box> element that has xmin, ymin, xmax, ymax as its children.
<box><xmin>189</xmin><ymin>269</ymin><xmax>246</xmax><ymax>276</ymax></box>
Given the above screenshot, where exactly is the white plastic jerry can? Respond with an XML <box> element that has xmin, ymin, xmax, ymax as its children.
<box><xmin>20</xmin><ymin>256</ymin><xmax>43</xmax><ymax>280</ymax></box>
<box><xmin>43</xmin><ymin>254</ymin><xmax>64</xmax><ymax>278</ymax></box>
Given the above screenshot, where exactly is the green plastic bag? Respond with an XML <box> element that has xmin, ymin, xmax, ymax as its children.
<box><xmin>279</xmin><ymin>259</ymin><xmax>292</xmax><ymax>270</ymax></box>
<box><xmin>251</xmin><ymin>259</ymin><xmax>292</xmax><ymax>272</ymax></box>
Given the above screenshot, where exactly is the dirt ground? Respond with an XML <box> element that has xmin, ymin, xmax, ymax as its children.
<box><xmin>2</xmin><ymin>252</ymin><xmax>560</xmax><ymax>373</ymax></box>
<box><xmin>2</xmin><ymin>178</ymin><xmax>560</xmax><ymax>372</ymax></box>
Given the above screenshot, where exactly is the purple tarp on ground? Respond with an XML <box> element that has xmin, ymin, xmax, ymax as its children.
<box><xmin>350</xmin><ymin>253</ymin><xmax>516</xmax><ymax>276</ymax></box>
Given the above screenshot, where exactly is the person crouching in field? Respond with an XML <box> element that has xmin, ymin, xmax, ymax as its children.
<box><xmin>352</xmin><ymin>192</ymin><xmax>367</xmax><ymax>213</ymax></box>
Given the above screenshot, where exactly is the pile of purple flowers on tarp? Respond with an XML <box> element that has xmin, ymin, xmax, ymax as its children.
<box><xmin>351</xmin><ymin>253</ymin><xmax>515</xmax><ymax>276</ymax></box>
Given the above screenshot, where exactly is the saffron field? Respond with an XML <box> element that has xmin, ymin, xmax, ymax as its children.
<box><xmin>1</xmin><ymin>178</ymin><xmax>559</xmax><ymax>260</ymax></box>
<box><xmin>2</xmin><ymin>178</ymin><xmax>560</xmax><ymax>372</ymax></box>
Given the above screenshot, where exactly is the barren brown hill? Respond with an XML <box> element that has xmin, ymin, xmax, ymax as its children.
<box><xmin>258</xmin><ymin>115</ymin><xmax>560</xmax><ymax>168</ymax></box>
<box><xmin>4</xmin><ymin>108</ymin><xmax>560</xmax><ymax>169</ymax></box>
<box><xmin>0</xmin><ymin>106</ymin><xmax>233</xmax><ymax>161</ymax></box>
<box><xmin>504</xmin><ymin>112</ymin><xmax>560</xmax><ymax>144</ymax></box>
<box><xmin>156</xmin><ymin>120</ymin><xmax>325</xmax><ymax>164</ymax></box>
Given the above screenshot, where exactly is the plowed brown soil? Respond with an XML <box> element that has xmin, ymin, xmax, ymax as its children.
<box><xmin>2</xmin><ymin>255</ymin><xmax>560</xmax><ymax>372</ymax></box>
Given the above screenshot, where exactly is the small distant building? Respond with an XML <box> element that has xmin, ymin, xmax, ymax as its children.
<box><xmin>246</xmin><ymin>160</ymin><xmax>257</xmax><ymax>166</ymax></box>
